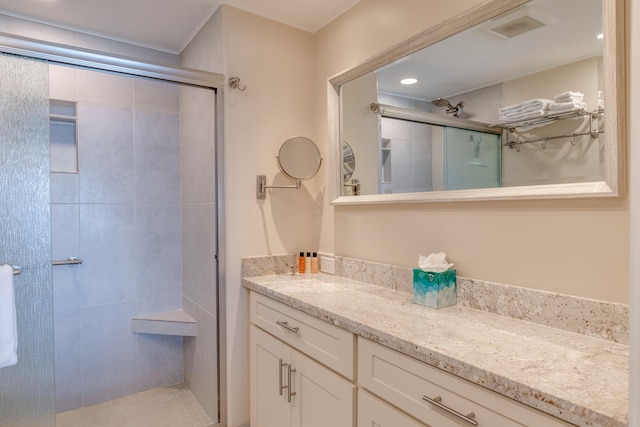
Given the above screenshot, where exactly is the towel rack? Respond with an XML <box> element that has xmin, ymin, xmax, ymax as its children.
<box><xmin>6</xmin><ymin>257</ymin><xmax>82</xmax><ymax>276</ymax></box>
<box><xmin>493</xmin><ymin>108</ymin><xmax>604</xmax><ymax>152</ymax></box>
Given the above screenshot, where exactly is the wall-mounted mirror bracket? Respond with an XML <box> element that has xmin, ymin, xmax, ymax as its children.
<box><xmin>256</xmin><ymin>175</ymin><xmax>301</xmax><ymax>199</ymax></box>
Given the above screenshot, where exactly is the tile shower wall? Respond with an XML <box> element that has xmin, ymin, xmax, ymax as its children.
<box><xmin>50</xmin><ymin>65</ymin><xmax>184</xmax><ymax>411</ymax></box>
<box><xmin>179</xmin><ymin>11</ymin><xmax>221</xmax><ymax>421</ymax></box>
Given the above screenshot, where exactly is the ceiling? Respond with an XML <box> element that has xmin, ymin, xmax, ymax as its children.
<box><xmin>0</xmin><ymin>0</ymin><xmax>361</xmax><ymax>53</ymax></box>
<box><xmin>376</xmin><ymin>0</ymin><xmax>603</xmax><ymax>102</ymax></box>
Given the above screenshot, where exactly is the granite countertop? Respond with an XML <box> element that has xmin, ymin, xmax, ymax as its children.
<box><xmin>243</xmin><ymin>273</ymin><xmax>628</xmax><ymax>427</ymax></box>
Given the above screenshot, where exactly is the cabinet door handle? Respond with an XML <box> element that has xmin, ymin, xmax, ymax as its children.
<box><xmin>276</xmin><ymin>320</ymin><xmax>300</xmax><ymax>333</ymax></box>
<box><xmin>287</xmin><ymin>364</ymin><xmax>297</xmax><ymax>403</ymax></box>
<box><xmin>279</xmin><ymin>358</ymin><xmax>288</xmax><ymax>396</ymax></box>
<box><xmin>422</xmin><ymin>395</ymin><xmax>478</xmax><ymax>426</ymax></box>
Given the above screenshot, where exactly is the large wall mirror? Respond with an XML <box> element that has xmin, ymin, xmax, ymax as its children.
<box><xmin>329</xmin><ymin>0</ymin><xmax>625</xmax><ymax>204</ymax></box>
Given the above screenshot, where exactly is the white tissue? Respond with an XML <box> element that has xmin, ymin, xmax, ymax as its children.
<box><xmin>418</xmin><ymin>252</ymin><xmax>454</xmax><ymax>273</ymax></box>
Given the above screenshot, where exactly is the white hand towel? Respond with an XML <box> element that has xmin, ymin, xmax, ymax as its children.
<box><xmin>549</xmin><ymin>101</ymin><xmax>587</xmax><ymax>111</ymax></box>
<box><xmin>554</xmin><ymin>91</ymin><xmax>583</xmax><ymax>102</ymax></box>
<box><xmin>498</xmin><ymin>99</ymin><xmax>552</xmax><ymax>115</ymax></box>
<box><xmin>0</xmin><ymin>264</ymin><xmax>18</xmax><ymax>369</ymax></box>
<box><xmin>499</xmin><ymin>109</ymin><xmax>546</xmax><ymax>122</ymax></box>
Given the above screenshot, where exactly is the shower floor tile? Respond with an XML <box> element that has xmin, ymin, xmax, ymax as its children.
<box><xmin>55</xmin><ymin>383</ymin><xmax>214</xmax><ymax>427</ymax></box>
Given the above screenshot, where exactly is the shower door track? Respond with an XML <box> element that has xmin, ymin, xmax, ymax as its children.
<box><xmin>0</xmin><ymin>32</ymin><xmax>227</xmax><ymax>427</ymax></box>
<box><xmin>0</xmin><ymin>32</ymin><xmax>223</xmax><ymax>89</ymax></box>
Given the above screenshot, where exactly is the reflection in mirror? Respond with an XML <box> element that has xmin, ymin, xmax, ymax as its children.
<box><xmin>331</xmin><ymin>0</ymin><xmax>625</xmax><ymax>203</ymax></box>
<box><xmin>277</xmin><ymin>136</ymin><xmax>322</xmax><ymax>181</ymax></box>
<box><xmin>342</xmin><ymin>141</ymin><xmax>355</xmax><ymax>181</ymax></box>
<box><xmin>342</xmin><ymin>141</ymin><xmax>361</xmax><ymax>195</ymax></box>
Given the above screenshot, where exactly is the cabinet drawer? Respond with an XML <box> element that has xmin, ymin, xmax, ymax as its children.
<box><xmin>250</xmin><ymin>292</ymin><xmax>356</xmax><ymax>379</ymax></box>
<box><xmin>358</xmin><ymin>389</ymin><xmax>425</xmax><ymax>427</ymax></box>
<box><xmin>359</xmin><ymin>338</ymin><xmax>573</xmax><ymax>427</ymax></box>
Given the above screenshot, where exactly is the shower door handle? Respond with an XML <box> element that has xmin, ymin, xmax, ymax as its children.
<box><xmin>52</xmin><ymin>257</ymin><xmax>83</xmax><ymax>266</ymax></box>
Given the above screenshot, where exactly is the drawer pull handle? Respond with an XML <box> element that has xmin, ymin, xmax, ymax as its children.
<box><xmin>279</xmin><ymin>358</ymin><xmax>287</xmax><ymax>396</ymax></box>
<box><xmin>422</xmin><ymin>395</ymin><xmax>478</xmax><ymax>426</ymax></box>
<box><xmin>287</xmin><ymin>364</ymin><xmax>297</xmax><ymax>403</ymax></box>
<box><xmin>276</xmin><ymin>320</ymin><xmax>300</xmax><ymax>333</ymax></box>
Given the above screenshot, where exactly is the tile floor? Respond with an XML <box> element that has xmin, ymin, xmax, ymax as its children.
<box><xmin>55</xmin><ymin>383</ymin><xmax>214</xmax><ymax>427</ymax></box>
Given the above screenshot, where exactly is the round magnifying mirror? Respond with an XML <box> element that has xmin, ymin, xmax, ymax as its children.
<box><xmin>342</xmin><ymin>141</ymin><xmax>355</xmax><ymax>181</ymax></box>
<box><xmin>277</xmin><ymin>136</ymin><xmax>322</xmax><ymax>181</ymax></box>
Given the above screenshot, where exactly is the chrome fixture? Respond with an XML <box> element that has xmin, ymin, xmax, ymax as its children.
<box><xmin>431</xmin><ymin>97</ymin><xmax>464</xmax><ymax>118</ymax></box>
<box><xmin>228</xmin><ymin>76</ymin><xmax>246</xmax><ymax>91</ymax></box>
<box><xmin>6</xmin><ymin>257</ymin><xmax>83</xmax><ymax>276</ymax></box>
<box><xmin>52</xmin><ymin>257</ymin><xmax>83</xmax><ymax>266</ymax></box>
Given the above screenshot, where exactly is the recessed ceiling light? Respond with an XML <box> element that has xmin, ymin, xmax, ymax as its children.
<box><xmin>597</xmin><ymin>33</ymin><xmax>604</xmax><ymax>40</ymax></box>
<box><xmin>400</xmin><ymin>78</ymin><xmax>417</xmax><ymax>85</ymax></box>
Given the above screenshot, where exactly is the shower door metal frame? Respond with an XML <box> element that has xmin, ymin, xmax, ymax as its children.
<box><xmin>0</xmin><ymin>33</ymin><xmax>228</xmax><ymax>427</ymax></box>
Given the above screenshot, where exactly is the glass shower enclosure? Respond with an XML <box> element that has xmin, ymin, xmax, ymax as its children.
<box><xmin>0</xmin><ymin>37</ymin><xmax>224</xmax><ymax>426</ymax></box>
<box><xmin>0</xmin><ymin>54</ymin><xmax>55</xmax><ymax>427</ymax></box>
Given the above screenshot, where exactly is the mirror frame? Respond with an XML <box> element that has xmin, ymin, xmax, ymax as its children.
<box><xmin>328</xmin><ymin>0</ymin><xmax>626</xmax><ymax>205</ymax></box>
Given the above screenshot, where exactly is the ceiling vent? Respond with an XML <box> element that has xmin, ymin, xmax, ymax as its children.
<box><xmin>488</xmin><ymin>15</ymin><xmax>545</xmax><ymax>39</ymax></box>
<box><xmin>483</xmin><ymin>6</ymin><xmax>558</xmax><ymax>40</ymax></box>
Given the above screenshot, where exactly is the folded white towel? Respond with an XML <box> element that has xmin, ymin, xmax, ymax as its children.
<box><xmin>555</xmin><ymin>96</ymin><xmax>584</xmax><ymax>104</ymax></box>
<box><xmin>549</xmin><ymin>101</ymin><xmax>587</xmax><ymax>111</ymax></box>
<box><xmin>499</xmin><ymin>109</ymin><xmax>546</xmax><ymax>122</ymax></box>
<box><xmin>0</xmin><ymin>264</ymin><xmax>18</xmax><ymax>369</ymax></box>
<box><xmin>554</xmin><ymin>91</ymin><xmax>583</xmax><ymax>102</ymax></box>
<box><xmin>499</xmin><ymin>99</ymin><xmax>552</xmax><ymax>115</ymax></box>
<box><xmin>501</xmin><ymin>104</ymin><xmax>544</xmax><ymax>118</ymax></box>
<box><xmin>547</xmin><ymin>107</ymin><xmax>587</xmax><ymax>116</ymax></box>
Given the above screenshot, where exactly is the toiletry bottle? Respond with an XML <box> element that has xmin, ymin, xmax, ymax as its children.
<box><xmin>305</xmin><ymin>252</ymin><xmax>311</xmax><ymax>274</ymax></box>
<box><xmin>311</xmin><ymin>252</ymin><xmax>319</xmax><ymax>274</ymax></box>
<box><xmin>298</xmin><ymin>252</ymin><xmax>305</xmax><ymax>274</ymax></box>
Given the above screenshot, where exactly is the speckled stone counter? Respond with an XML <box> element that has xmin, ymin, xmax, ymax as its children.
<box><xmin>243</xmin><ymin>273</ymin><xmax>628</xmax><ymax>427</ymax></box>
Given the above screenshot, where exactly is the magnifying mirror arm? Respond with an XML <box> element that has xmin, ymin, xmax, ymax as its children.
<box><xmin>256</xmin><ymin>174</ymin><xmax>301</xmax><ymax>199</ymax></box>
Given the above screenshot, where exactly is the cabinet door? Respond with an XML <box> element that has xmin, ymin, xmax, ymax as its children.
<box><xmin>250</xmin><ymin>326</ymin><xmax>293</xmax><ymax>427</ymax></box>
<box><xmin>292</xmin><ymin>350</ymin><xmax>356</xmax><ymax>427</ymax></box>
<box><xmin>358</xmin><ymin>389</ymin><xmax>426</xmax><ymax>427</ymax></box>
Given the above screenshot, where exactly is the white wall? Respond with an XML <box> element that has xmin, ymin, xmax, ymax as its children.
<box><xmin>218</xmin><ymin>7</ymin><xmax>316</xmax><ymax>426</ymax></box>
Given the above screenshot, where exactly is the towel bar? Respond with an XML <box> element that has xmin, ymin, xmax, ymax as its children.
<box><xmin>6</xmin><ymin>257</ymin><xmax>82</xmax><ymax>275</ymax></box>
<box><xmin>52</xmin><ymin>257</ymin><xmax>83</xmax><ymax>266</ymax></box>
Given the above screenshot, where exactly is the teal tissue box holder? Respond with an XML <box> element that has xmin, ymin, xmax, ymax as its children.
<box><xmin>413</xmin><ymin>269</ymin><xmax>457</xmax><ymax>309</ymax></box>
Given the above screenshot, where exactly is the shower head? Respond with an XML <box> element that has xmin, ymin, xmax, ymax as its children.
<box><xmin>431</xmin><ymin>97</ymin><xmax>455</xmax><ymax>109</ymax></box>
<box><xmin>431</xmin><ymin>97</ymin><xmax>464</xmax><ymax>118</ymax></box>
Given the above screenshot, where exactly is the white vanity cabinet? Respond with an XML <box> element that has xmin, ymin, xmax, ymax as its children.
<box><xmin>249</xmin><ymin>290</ymin><xmax>576</xmax><ymax>427</ymax></box>
<box><xmin>358</xmin><ymin>338</ymin><xmax>574</xmax><ymax>427</ymax></box>
<box><xmin>249</xmin><ymin>292</ymin><xmax>356</xmax><ymax>427</ymax></box>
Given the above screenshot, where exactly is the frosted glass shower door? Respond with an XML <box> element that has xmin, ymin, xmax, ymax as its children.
<box><xmin>0</xmin><ymin>54</ymin><xmax>55</xmax><ymax>426</ymax></box>
<box><xmin>444</xmin><ymin>127</ymin><xmax>502</xmax><ymax>190</ymax></box>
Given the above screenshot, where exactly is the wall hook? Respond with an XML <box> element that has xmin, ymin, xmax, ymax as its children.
<box><xmin>228</xmin><ymin>77</ymin><xmax>246</xmax><ymax>91</ymax></box>
<box><xmin>370</xmin><ymin>103</ymin><xmax>385</xmax><ymax>115</ymax></box>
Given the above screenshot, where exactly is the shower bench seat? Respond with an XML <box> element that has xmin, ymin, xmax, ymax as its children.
<box><xmin>131</xmin><ymin>309</ymin><xmax>197</xmax><ymax>337</ymax></box>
